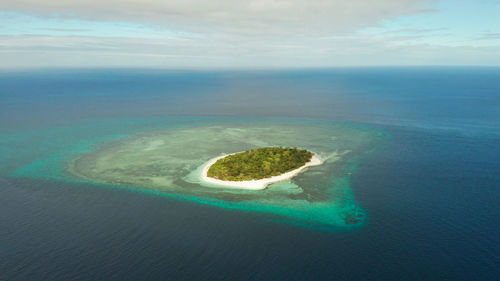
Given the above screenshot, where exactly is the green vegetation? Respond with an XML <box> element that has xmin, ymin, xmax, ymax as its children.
<box><xmin>207</xmin><ymin>147</ymin><xmax>313</xmax><ymax>181</ymax></box>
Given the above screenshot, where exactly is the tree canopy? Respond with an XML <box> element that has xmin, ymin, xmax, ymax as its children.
<box><xmin>207</xmin><ymin>147</ymin><xmax>313</xmax><ymax>181</ymax></box>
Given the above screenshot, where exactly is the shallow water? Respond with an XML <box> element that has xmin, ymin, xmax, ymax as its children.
<box><xmin>5</xmin><ymin>118</ymin><xmax>386</xmax><ymax>228</ymax></box>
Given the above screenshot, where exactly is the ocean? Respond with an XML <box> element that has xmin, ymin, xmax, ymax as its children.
<box><xmin>1</xmin><ymin>67</ymin><xmax>499</xmax><ymax>280</ymax></box>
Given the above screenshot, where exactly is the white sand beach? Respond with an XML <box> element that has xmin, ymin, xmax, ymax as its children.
<box><xmin>200</xmin><ymin>153</ymin><xmax>323</xmax><ymax>190</ymax></box>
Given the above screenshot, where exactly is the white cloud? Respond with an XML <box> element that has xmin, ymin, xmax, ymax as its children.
<box><xmin>1</xmin><ymin>33</ymin><xmax>499</xmax><ymax>68</ymax></box>
<box><xmin>0</xmin><ymin>0</ymin><xmax>433</xmax><ymax>36</ymax></box>
<box><xmin>2</xmin><ymin>0</ymin><xmax>497</xmax><ymax>68</ymax></box>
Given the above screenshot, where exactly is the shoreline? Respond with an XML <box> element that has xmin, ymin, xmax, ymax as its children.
<box><xmin>200</xmin><ymin>152</ymin><xmax>323</xmax><ymax>190</ymax></box>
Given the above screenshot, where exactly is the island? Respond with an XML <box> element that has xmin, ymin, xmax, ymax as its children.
<box><xmin>200</xmin><ymin>147</ymin><xmax>323</xmax><ymax>190</ymax></box>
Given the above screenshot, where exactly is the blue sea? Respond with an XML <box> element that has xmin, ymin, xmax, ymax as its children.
<box><xmin>0</xmin><ymin>67</ymin><xmax>499</xmax><ymax>280</ymax></box>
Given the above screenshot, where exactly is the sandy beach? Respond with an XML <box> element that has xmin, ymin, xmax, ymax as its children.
<box><xmin>200</xmin><ymin>153</ymin><xmax>323</xmax><ymax>190</ymax></box>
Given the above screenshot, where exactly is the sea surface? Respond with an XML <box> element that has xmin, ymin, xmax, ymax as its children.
<box><xmin>1</xmin><ymin>67</ymin><xmax>499</xmax><ymax>280</ymax></box>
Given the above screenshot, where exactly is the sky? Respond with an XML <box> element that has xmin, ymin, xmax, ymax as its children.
<box><xmin>0</xmin><ymin>0</ymin><xmax>499</xmax><ymax>68</ymax></box>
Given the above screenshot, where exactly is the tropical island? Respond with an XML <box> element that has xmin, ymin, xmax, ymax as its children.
<box><xmin>200</xmin><ymin>147</ymin><xmax>323</xmax><ymax>190</ymax></box>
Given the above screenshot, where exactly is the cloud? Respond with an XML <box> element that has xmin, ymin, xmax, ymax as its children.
<box><xmin>3</xmin><ymin>0</ymin><xmax>497</xmax><ymax>68</ymax></box>
<box><xmin>1</xmin><ymin>33</ymin><xmax>499</xmax><ymax>69</ymax></box>
<box><xmin>0</xmin><ymin>0</ymin><xmax>433</xmax><ymax>36</ymax></box>
<box><xmin>477</xmin><ymin>33</ymin><xmax>500</xmax><ymax>40</ymax></box>
<box><xmin>37</xmin><ymin>28</ymin><xmax>92</xmax><ymax>33</ymax></box>
<box><xmin>380</xmin><ymin>28</ymin><xmax>448</xmax><ymax>35</ymax></box>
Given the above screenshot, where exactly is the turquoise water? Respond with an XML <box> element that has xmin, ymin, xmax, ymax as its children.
<box><xmin>3</xmin><ymin>117</ymin><xmax>386</xmax><ymax>229</ymax></box>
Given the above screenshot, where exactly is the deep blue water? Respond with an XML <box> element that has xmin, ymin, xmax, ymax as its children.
<box><xmin>1</xmin><ymin>67</ymin><xmax>499</xmax><ymax>280</ymax></box>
